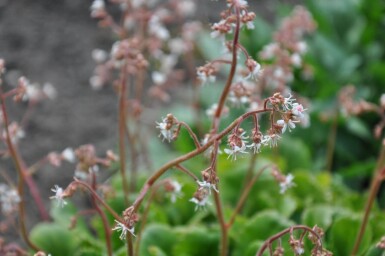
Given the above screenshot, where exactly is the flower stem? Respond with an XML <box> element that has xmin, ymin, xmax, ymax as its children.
<box><xmin>0</xmin><ymin>90</ymin><xmax>41</xmax><ymax>252</ymax></box>
<box><xmin>118</xmin><ymin>60</ymin><xmax>130</xmax><ymax>205</ymax></box>
<box><xmin>351</xmin><ymin>143</ymin><xmax>385</xmax><ymax>255</ymax></box>
<box><xmin>90</xmin><ymin>173</ymin><xmax>112</xmax><ymax>256</ymax></box>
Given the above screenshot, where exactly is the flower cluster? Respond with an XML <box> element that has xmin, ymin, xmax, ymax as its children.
<box><xmin>222</xmin><ymin>93</ymin><xmax>307</xmax><ymax>159</ymax></box>
<box><xmin>0</xmin><ymin>184</ymin><xmax>21</xmax><ymax>215</ymax></box>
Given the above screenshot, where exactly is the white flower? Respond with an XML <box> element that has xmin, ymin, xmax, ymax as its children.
<box><xmin>152</xmin><ymin>71</ymin><xmax>167</xmax><ymax>85</ymax></box>
<box><xmin>283</xmin><ymin>93</ymin><xmax>295</xmax><ymax>110</ymax></box>
<box><xmin>61</xmin><ymin>148</ymin><xmax>76</xmax><ymax>163</ymax></box>
<box><xmin>279</xmin><ymin>174</ymin><xmax>295</xmax><ymax>194</ymax></box>
<box><xmin>277</xmin><ymin>119</ymin><xmax>296</xmax><ymax>133</ymax></box>
<box><xmin>168</xmin><ymin>38</ymin><xmax>186</xmax><ymax>55</ymax></box>
<box><xmin>156</xmin><ymin>119</ymin><xmax>173</xmax><ymax>142</ymax></box>
<box><xmin>197</xmin><ymin>180</ymin><xmax>219</xmax><ymax>194</ymax></box>
<box><xmin>296</xmin><ymin>41</ymin><xmax>307</xmax><ymax>54</ymax></box>
<box><xmin>197</xmin><ymin>70</ymin><xmax>216</xmax><ymax>85</ymax></box>
<box><xmin>295</xmin><ymin>247</ymin><xmax>305</xmax><ymax>255</ymax></box>
<box><xmin>228</xmin><ymin>92</ymin><xmax>249</xmax><ymax>107</ymax></box>
<box><xmin>112</xmin><ymin>220</ymin><xmax>136</xmax><ymax>240</ymax></box>
<box><xmin>177</xmin><ymin>0</ymin><xmax>196</xmax><ymax>17</ymax></box>
<box><xmin>292</xmin><ymin>103</ymin><xmax>306</xmax><ymax>119</ymax></box>
<box><xmin>0</xmin><ymin>185</ymin><xmax>21</xmax><ymax>215</ymax></box>
<box><xmin>42</xmin><ymin>83</ymin><xmax>57</xmax><ymax>100</ymax></box>
<box><xmin>92</xmin><ymin>49</ymin><xmax>108</xmax><ymax>63</ymax></box>
<box><xmin>189</xmin><ymin>194</ymin><xmax>211</xmax><ymax>211</ymax></box>
<box><xmin>260</xmin><ymin>43</ymin><xmax>278</xmax><ymax>60</ymax></box>
<box><xmin>291</xmin><ymin>53</ymin><xmax>302</xmax><ymax>67</ymax></box>
<box><xmin>264</xmin><ymin>134</ymin><xmax>281</xmax><ymax>148</ymax></box>
<box><xmin>245</xmin><ymin>62</ymin><xmax>262</xmax><ymax>80</ymax></box>
<box><xmin>224</xmin><ymin>141</ymin><xmax>248</xmax><ymax>161</ymax></box>
<box><xmin>169</xmin><ymin>180</ymin><xmax>183</xmax><ymax>203</ymax></box>
<box><xmin>90</xmin><ymin>0</ymin><xmax>105</xmax><ymax>12</ymax></box>
<box><xmin>50</xmin><ymin>185</ymin><xmax>67</xmax><ymax>208</ymax></box>
<box><xmin>148</xmin><ymin>15</ymin><xmax>170</xmax><ymax>40</ymax></box>
<box><xmin>247</xmin><ymin>136</ymin><xmax>268</xmax><ymax>154</ymax></box>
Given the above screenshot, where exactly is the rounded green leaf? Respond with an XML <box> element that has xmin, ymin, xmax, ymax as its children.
<box><xmin>329</xmin><ymin>216</ymin><xmax>372</xmax><ymax>255</ymax></box>
<box><xmin>30</xmin><ymin>223</ymin><xmax>75</xmax><ymax>256</ymax></box>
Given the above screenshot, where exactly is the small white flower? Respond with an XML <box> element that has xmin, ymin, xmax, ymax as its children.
<box><xmin>169</xmin><ymin>180</ymin><xmax>183</xmax><ymax>203</ymax></box>
<box><xmin>291</xmin><ymin>53</ymin><xmax>302</xmax><ymax>67</ymax></box>
<box><xmin>294</xmin><ymin>245</ymin><xmax>304</xmax><ymax>255</ymax></box>
<box><xmin>0</xmin><ymin>185</ymin><xmax>21</xmax><ymax>215</ymax></box>
<box><xmin>112</xmin><ymin>220</ymin><xmax>136</xmax><ymax>240</ymax></box>
<box><xmin>152</xmin><ymin>71</ymin><xmax>167</xmax><ymax>85</ymax></box>
<box><xmin>90</xmin><ymin>0</ymin><xmax>105</xmax><ymax>12</ymax></box>
<box><xmin>189</xmin><ymin>194</ymin><xmax>211</xmax><ymax>211</ymax></box>
<box><xmin>197</xmin><ymin>180</ymin><xmax>219</xmax><ymax>194</ymax></box>
<box><xmin>296</xmin><ymin>41</ymin><xmax>307</xmax><ymax>54</ymax></box>
<box><xmin>292</xmin><ymin>103</ymin><xmax>306</xmax><ymax>119</ymax></box>
<box><xmin>61</xmin><ymin>148</ymin><xmax>76</xmax><ymax>163</ymax></box>
<box><xmin>224</xmin><ymin>141</ymin><xmax>248</xmax><ymax>161</ymax></box>
<box><xmin>42</xmin><ymin>83</ymin><xmax>57</xmax><ymax>100</ymax></box>
<box><xmin>50</xmin><ymin>185</ymin><xmax>67</xmax><ymax>208</ymax></box>
<box><xmin>279</xmin><ymin>174</ymin><xmax>295</xmax><ymax>194</ymax></box>
<box><xmin>156</xmin><ymin>120</ymin><xmax>173</xmax><ymax>142</ymax></box>
<box><xmin>277</xmin><ymin>119</ymin><xmax>296</xmax><ymax>133</ymax></box>
<box><xmin>247</xmin><ymin>136</ymin><xmax>268</xmax><ymax>154</ymax></box>
<box><xmin>92</xmin><ymin>49</ymin><xmax>108</xmax><ymax>63</ymax></box>
<box><xmin>197</xmin><ymin>70</ymin><xmax>216</xmax><ymax>85</ymax></box>
<box><xmin>264</xmin><ymin>134</ymin><xmax>281</xmax><ymax>148</ymax></box>
<box><xmin>283</xmin><ymin>93</ymin><xmax>295</xmax><ymax>110</ymax></box>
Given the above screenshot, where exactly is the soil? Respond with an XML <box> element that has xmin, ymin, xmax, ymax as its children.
<box><xmin>0</xmin><ymin>0</ymin><xmax>299</xmax><ymax>248</ymax></box>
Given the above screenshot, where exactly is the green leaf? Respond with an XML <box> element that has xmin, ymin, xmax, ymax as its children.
<box><xmin>172</xmin><ymin>225</ymin><xmax>219</xmax><ymax>256</ymax></box>
<box><xmin>345</xmin><ymin>117</ymin><xmax>371</xmax><ymax>139</ymax></box>
<box><xmin>231</xmin><ymin>210</ymin><xmax>294</xmax><ymax>256</ymax></box>
<box><xmin>139</xmin><ymin>224</ymin><xmax>177</xmax><ymax>256</ymax></box>
<box><xmin>329</xmin><ymin>216</ymin><xmax>372</xmax><ymax>255</ymax></box>
<box><xmin>302</xmin><ymin>205</ymin><xmax>335</xmax><ymax>230</ymax></box>
<box><xmin>30</xmin><ymin>223</ymin><xmax>76</xmax><ymax>256</ymax></box>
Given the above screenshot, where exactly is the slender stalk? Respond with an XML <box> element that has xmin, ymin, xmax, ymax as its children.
<box><xmin>0</xmin><ymin>91</ymin><xmax>40</xmax><ymax>252</ymax></box>
<box><xmin>325</xmin><ymin>110</ymin><xmax>338</xmax><ymax>172</ymax></box>
<box><xmin>210</xmin><ymin>4</ymin><xmax>241</xmax><ymax>255</ymax></box>
<box><xmin>175</xmin><ymin>164</ymin><xmax>199</xmax><ymax>181</ymax></box>
<box><xmin>214</xmin><ymin>191</ymin><xmax>228</xmax><ymax>256</ymax></box>
<box><xmin>118</xmin><ymin>60</ymin><xmax>130</xmax><ymax>205</ymax></box>
<box><xmin>134</xmin><ymin>182</ymin><xmax>165</xmax><ymax>256</ymax></box>
<box><xmin>351</xmin><ymin>143</ymin><xmax>385</xmax><ymax>255</ymax></box>
<box><xmin>227</xmin><ymin>165</ymin><xmax>270</xmax><ymax>228</ymax></box>
<box><xmin>72</xmin><ymin>179</ymin><xmax>122</xmax><ymax>222</ymax></box>
<box><xmin>178</xmin><ymin>121</ymin><xmax>201</xmax><ymax>149</ymax></box>
<box><xmin>90</xmin><ymin>173</ymin><xmax>112</xmax><ymax>256</ymax></box>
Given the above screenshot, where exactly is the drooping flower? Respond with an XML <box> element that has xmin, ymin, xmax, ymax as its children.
<box><xmin>112</xmin><ymin>220</ymin><xmax>136</xmax><ymax>240</ymax></box>
<box><xmin>277</xmin><ymin>119</ymin><xmax>296</xmax><ymax>133</ymax></box>
<box><xmin>197</xmin><ymin>180</ymin><xmax>219</xmax><ymax>194</ymax></box>
<box><xmin>279</xmin><ymin>173</ymin><xmax>295</xmax><ymax>194</ymax></box>
<box><xmin>50</xmin><ymin>185</ymin><xmax>67</xmax><ymax>208</ymax></box>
